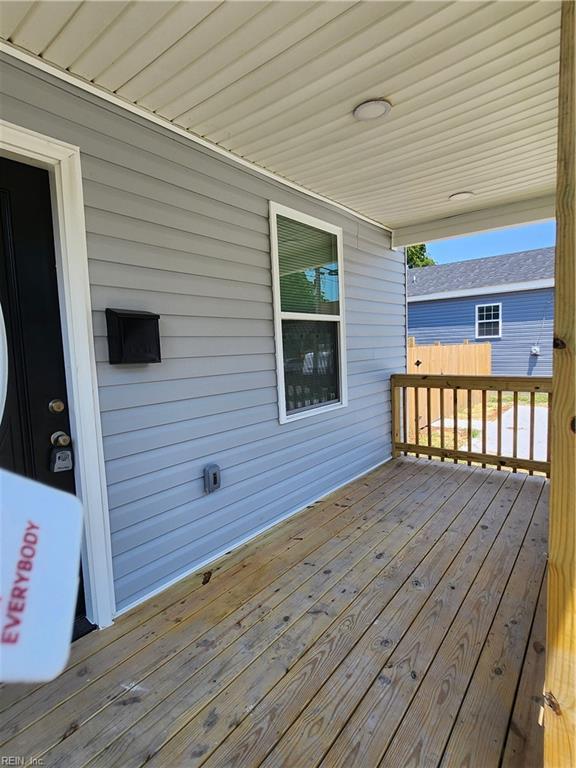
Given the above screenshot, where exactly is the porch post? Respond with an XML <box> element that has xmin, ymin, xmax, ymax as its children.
<box><xmin>545</xmin><ymin>1</ymin><xmax>576</xmax><ymax>765</ymax></box>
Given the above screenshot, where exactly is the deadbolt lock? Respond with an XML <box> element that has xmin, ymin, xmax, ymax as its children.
<box><xmin>51</xmin><ymin>430</ymin><xmax>71</xmax><ymax>447</ymax></box>
<box><xmin>48</xmin><ymin>399</ymin><xmax>66</xmax><ymax>414</ymax></box>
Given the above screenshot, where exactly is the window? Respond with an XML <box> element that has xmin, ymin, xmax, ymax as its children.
<box><xmin>476</xmin><ymin>303</ymin><xmax>502</xmax><ymax>338</ymax></box>
<box><xmin>270</xmin><ymin>202</ymin><xmax>347</xmax><ymax>423</ymax></box>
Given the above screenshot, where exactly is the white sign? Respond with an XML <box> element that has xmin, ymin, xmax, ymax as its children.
<box><xmin>0</xmin><ymin>469</ymin><xmax>83</xmax><ymax>682</ymax></box>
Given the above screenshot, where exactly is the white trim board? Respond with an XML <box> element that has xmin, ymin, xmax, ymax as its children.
<box><xmin>0</xmin><ymin>119</ymin><xmax>116</xmax><ymax>628</ymax></box>
<box><xmin>407</xmin><ymin>278</ymin><xmax>554</xmax><ymax>303</ymax></box>
<box><xmin>393</xmin><ymin>195</ymin><xmax>556</xmax><ymax>246</ymax></box>
<box><xmin>0</xmin><ymin>41</ymin><xmax>392</xmax><ymax>236</ymax></box>
<box><xmin>116</xmin><ymin>454</ymin><xmax>392</xmax><ymax>617</ymax></box>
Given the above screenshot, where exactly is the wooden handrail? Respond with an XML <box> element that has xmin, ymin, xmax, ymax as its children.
<box><xmin>391</xmin><ymin>373</ymin><xmax>553</xmax><ymax>476</ymax></box>
<box><xmin>391</xmin><ymin>374</ymin><xmax>553</xmax><ymax>393</ymax></box>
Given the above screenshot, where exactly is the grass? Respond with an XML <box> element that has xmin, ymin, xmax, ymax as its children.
<box><xmin>415</xmin><ymin>426</ymin><xmax>469</xmax><ymax>451</ymax></box>
<box><xmin>464</xmin><ymin>391</ymin><xmax>549</xmax><ymax>422</ymax></box>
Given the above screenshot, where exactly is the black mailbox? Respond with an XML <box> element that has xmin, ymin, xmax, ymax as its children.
<box><xmin>105</xmin><ymin>308</ymin><xmax>161</xmax><ymax>364</ymax></box>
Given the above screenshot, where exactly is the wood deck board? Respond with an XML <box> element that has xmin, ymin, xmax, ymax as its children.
<box><xmin>318</xmin><ymin>472</ymin><xmax>528</xmax><ymax>768</ymax></box>
<box><xmin>0</xmin><ymin>458</ymin><xmax>408</xmax><ymax>716</ymax></box>
<box><xmin>2</xmin><ymin>460</ymin><xmax>442</xmax><ymax>765</ymax></box>
<box><xmin>143</xmin><ymin>467</ymin><xmax>494</xmax><ymax>768</ymax></box>
<box><xmin>68</xmin><ymin>462</ymin><xmax>469</xmax><ymax>768</ymax></box>
<box><xmin>381</xmin><ymin>475</ymin><xmax>546</xmax><ymax>768</ymax></box>
<box><xmin>0</xmin><ymin>459</ymin><xmax>416</xmax><ymax>739</ymax></box>
<box><xmin>438</xmin><ymin>484</ymin><xmax>549</xmax><ymax>767</ymax></box>
<box><xmin>280</xmin><ymin>474</ymin><xmax>544</xmax><ymax>766</ymax></box>
<box><xmin>0</xmin><ymin>458</ymin><xmax>548</xmax><ymax>768</ymax></box>
<box><xmin>502</xmin><ymin>572</ymin><xmax>547</xmax><ymax>768</ymax></box>
<box><xmin>194</xmin><ymin>468</ymin><xmax>506</xmax><ymax>768</ymax></box>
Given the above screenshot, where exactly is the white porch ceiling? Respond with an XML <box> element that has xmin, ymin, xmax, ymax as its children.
<box><xmin>0</xmin><ymin>1</ymin><xmax>561</xmax><ymax>241</ymax></box>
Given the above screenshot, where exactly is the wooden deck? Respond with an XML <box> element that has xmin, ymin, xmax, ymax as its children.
<box><xmin>0</xmin><ymin>458</ymin><xmax>548</xmax><ymax>767</ymax></box>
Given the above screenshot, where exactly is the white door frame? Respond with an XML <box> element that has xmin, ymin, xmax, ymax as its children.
<box><xmin>0</xmin><ymin>119</ymin><xmax>115</xmax><ymax>628</ymax></box>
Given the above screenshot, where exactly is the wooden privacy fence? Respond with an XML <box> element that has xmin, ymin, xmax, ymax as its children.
<box><xmin>407</xmin><ymin>337</ymin><xmax>491</xmax><ymax>375</ymax></box>
<box><xmin>391</xmin><ymin>374</ymin><xmax>553</xmax><ymax>475</ymax></box>
<box><xmin>407</xmin><ymin>339</ymin><xmax>491</xmax><ymax>438</ymax></box>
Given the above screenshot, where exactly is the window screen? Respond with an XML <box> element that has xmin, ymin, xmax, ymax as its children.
<box><xmin>476</xmin><ymin>304</ymin><xmax>501</xmax><ymax>337</ymax></box>
<box><xmin>271</xmin><ymin>205</ymin><xmax>347</xmax><ymax>421</ymax></box>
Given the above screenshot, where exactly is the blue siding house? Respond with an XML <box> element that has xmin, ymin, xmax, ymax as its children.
<box><xmin>408</xmin><ymin>248</ymin><xmax>555</xmax><ymax>376</ymax></box>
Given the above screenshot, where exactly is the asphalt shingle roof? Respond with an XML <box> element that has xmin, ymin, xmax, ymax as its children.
<box><xmin>407</xmin><ymin>247</ymin><xmax>555</xmax><ymax>297</ymax></box>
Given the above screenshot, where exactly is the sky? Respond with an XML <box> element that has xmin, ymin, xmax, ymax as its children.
<box><xmin>426</xmin><ymin>220</ymin><xmax>556</xmax><ymax>265</ymax></box>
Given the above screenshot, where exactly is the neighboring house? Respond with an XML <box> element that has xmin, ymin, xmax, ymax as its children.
<box><xmin>407</xmin><ymin>248</ymin><xmax>555</xmax><ymax>376</ymax></box>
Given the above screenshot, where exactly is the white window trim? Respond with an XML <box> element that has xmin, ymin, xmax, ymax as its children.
<box><xmin>269</xmin><ymin>202</ymin><xmax>348</xmax><ymax>424</ymax></box>
<box><xmin>475</xmin><ymin>302</ymin><xmax>502</xmax><ymax>339</ymax></box>
<box><xmin>0</xmin><ymin>119</ymin><xmax>116</xmax><ymax>628</ymax></box>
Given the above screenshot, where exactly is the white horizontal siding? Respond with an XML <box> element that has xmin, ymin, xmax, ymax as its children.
<box><xmin>111</xmin><ymin>422</ymin><xmax>387</xmax><ymax>555</ymax></box>
<box><xmin>115</xmin><ymin>441</ymin><xmax>388</xmax><ymax>608</ymax></box>
<box><xmin>0</xmin><ymin>54</ymin><xmax>406</xmax><ymax>611</ymax></box>
<box><xmin>92</xmin><ymin>312</ymin><xmax>271</xmax><ymax>338</ymax></box>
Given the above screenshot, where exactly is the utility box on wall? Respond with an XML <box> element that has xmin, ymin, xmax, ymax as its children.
<box><xmin>105</xmin><ymin>308</ymin><xmax>161</xmax><ymax>364</ymax></box>
<box><xmin>204</xmin><ymin>464</ymin><xmax>221</xmax><ymax>494</ymax></box>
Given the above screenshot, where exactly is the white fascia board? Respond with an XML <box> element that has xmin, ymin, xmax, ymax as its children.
<box><xmin>393</xmin><ymin>195</ymin><xmax>556</xmax><ymax>246</ymax></box>
<box><xmin>407</xmin><ymin>278</ymin><xmax>554</xmax><ymax>302</ymax></box>
<box><xmin>0</xmin><ymin>41</ymin><xmax>392</xmax><ymax>235</ymax></box>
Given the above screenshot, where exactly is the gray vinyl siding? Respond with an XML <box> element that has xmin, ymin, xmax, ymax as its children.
<box><xmin>0</xmin><ymin>55</ymin><xmax>406</xmax><ymax>611</ymax></box>
<box><xmin>408</xmin><ymin>288</ymin><xmax>554</xmax><ymax>376</ymax></box>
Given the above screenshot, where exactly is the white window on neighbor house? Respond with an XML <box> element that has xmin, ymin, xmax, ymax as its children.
<box><xmin>269</xmin><ymin>202</ymin><xmax>348</xmax><ymax>424</ymax></box>
<box><xmin>475</xmin><ymin>302</ymin><xmax>502</xmax><ymax>338</ymax></box>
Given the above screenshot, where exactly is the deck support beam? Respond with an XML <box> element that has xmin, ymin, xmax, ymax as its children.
<box><xmin>545</xmin><ymin>1</ymin><xmax>576</xmax><ymax>765</ymax></box>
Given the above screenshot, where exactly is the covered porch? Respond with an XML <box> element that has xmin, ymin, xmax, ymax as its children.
<box><xmin>0</xmin><ymin>1</ymin><xmax>573</xmax><ymax>765</ymax></box>
<box><xmin>0</xmin><ymin>457</ymin><xmax>547</xmax><ymax>767</ymax></box>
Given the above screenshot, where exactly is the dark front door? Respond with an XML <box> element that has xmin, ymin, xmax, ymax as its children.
<box><xmin>0</xmin><ymin>156</ymin><xmax>94</xmax><ymax>640</ymax></box>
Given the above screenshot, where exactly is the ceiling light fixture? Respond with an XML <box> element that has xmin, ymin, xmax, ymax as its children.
<box><xmin>449</xmin><ymin>191</ymin><xmax>475</xmax><ymax>201</ymax></box>
<box><xmin>352</xmin><ymin>99</ymin><xmax>392</xmax><ymax>121</ymax></box>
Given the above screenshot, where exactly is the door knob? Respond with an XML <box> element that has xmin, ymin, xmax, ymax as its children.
<box><xmin>51</xmin><ymin>430</ymin><xmax>71</xmax><ymax>447</ymax></box>
<box><xmin>48</xmin><ymin>399</ymin><xmax>66</xmax><ymax>414</ymax></box>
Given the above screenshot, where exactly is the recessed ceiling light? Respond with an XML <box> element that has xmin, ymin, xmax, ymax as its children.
<box><xmin>449</xmin><ymin>191</ymin><xmax>475</xmax><ymax>201</ymax></box>
<box><xmin>352</xmin><ymin>99</ymin><xmax>392</xmax><ymax>121</ymax></box>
